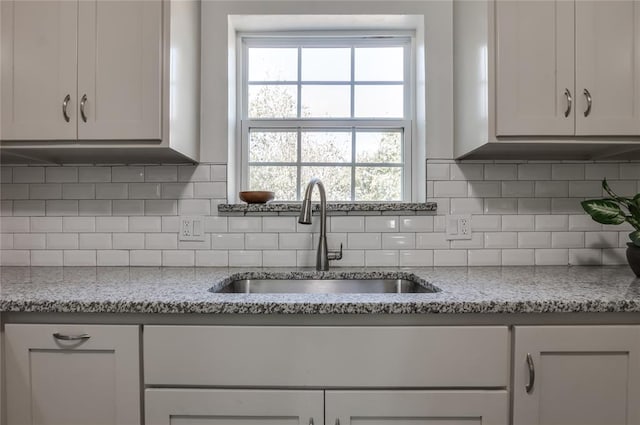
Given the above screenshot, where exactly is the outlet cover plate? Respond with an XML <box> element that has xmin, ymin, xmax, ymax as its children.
<box><xmin>180</xmin><ymin>216</ymin><xmax>205</xmax><ymax>241</ymax></box>
<box><xmin>445</xmin><ymin>214</ymin><xmax>472</xmax><ymax>240</ymax></box>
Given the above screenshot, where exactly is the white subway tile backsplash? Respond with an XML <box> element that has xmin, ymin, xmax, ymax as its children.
<box><xmin>399</xmin><ymin>250</ymin><xmax>433</xmax><ymax>266</ymax></box>
<box><xmin>471</xmin><ymin>215</ymin><xmax>501</xmax><ymax>231</ymax></box>
<box><xmin>129</xmin><ymin>183</ymin><xmax>161</xmax><ymax>199</ymax></box>
<box><xmin>433</xmin><ymin>181</ymin><xmax>467</xmax><ymax>197</ymax></box>
<box><xmin>194</xmin><ymin>182</ymin><xmax>226</xmax><ymax>198</ymax></box>
<box><xmin>229</xmin><ymin>250</ymin><xmax>262</xmax><ymax>267</ymax></box>
<box><xmin>535</xmin><ymin>181</ymin><xmax>569</xmax><ymax>197</ymax></box>
<box><xmin>0</xmin><ymin>217</ymin><xmax>29</xmax><ymax>233</ymax></box>
<box><xmin>416</xmin><ymin>233</ymin><xmax>449</xmax><ymax>249</ymax></box>
<box><xmin>14</xmin><ymin>233</ymin><xmax>45</xmax><ymax>249</ymax></box>
<box><xmin>333</xmin><ymin>250</ymin><xmax>365</xmax><ymax>267</ymax></box>
<box><xmin>96</xmin><ymin>183</ymin><xmax>128</xmax><ymax>199</ymax></box>
<box><xmin>79</xmin><ymin>200</ymin><xmax>111</xmax><ymax>216</ymax></box>
<box><xmin>1</xmin><ymin>184</ymin><xmax>29</xmax><ymax>199</ymax></box>
<box><xmin>585</xmin><ymin>164</ymin><xmax>619</xmax><ymax>180</ymax></box>
<box><xmin>262</xmin><ymin>250</ymin><xmax>297</xmax><ymax>267</ymax></box>
<box><xmin>535</xmin><ymin>249</ymin><xmax>569</xmax><ymax>266</ymax></box>
<box><xmin>569</xmin><ymin>248</ymin><xmax>602</xmax><ymax>265</ymax></box>
<box><xmin>331</xmin><ymin>216</ymin><xmax>365</xmax><ymax>233</ymax></box>
<box><xmin>30</xmin><ymin>184</ymin><xmax>62</xmax><ymax>199</ymax></box>
<box><xmin>62</xmin><ymin>183</ymin><xmax>95</xmax><ymax>199</ymax></box>
<box><xmin>162</xmin><ymin>216</ymin><xmax>180</xmax><ymax>232</ymax></box>
<box><xmin>568</xmin><ymin>215</ymin><xmax>602</xmax><ymax>231</ymax></box>
<box><xmin>13</xmin><ymin>200</ymin><xmax>45</xmax><ymax>216</ymax></box>
<box><xmin>46</xmin><ymin>233</ymin><xmax>78</xmax><ymax>249</ymax></box>
<box><xmin>178</xmin><ymin>165</ymin><xmax>210</xmax><ymax>182</ymax></box>
<box><xmin>607</xmin><ymin>180</ymin><xmax>637</xmax><ymax>197</ymax></box>
<box><xmin>484</xmin><ymin>198</ymin><xmax>517</xmax><ymax>214</ymax></box>
<box><xmin>450</xmin><ymin>233</ymin><xmax>484</xmax><ymax>249</ymax></box>
<box><xmin>146</xmin><ymin>233</ymin><xmax>178</xmax><ymax>249</ymax></box>
<box><xmin>31</xmin><ymin>250</ymin><xmax>63</xmax><ymax>266</ymax></box>
<box><xmin>450</xmin><ymin>163</ymin><xmax>484</xmax><ymax>180</ymax></box>
<box><xmin>484</xmin><ymin>232</ymin><xmax>518</xmax><ymax>248</ymax></box>
<box><xmin>79</xmin><ymin>167</ymin><xmax>111</xmax><ymax>182</ymax></box>
<box><xmin>535</xmin><ymin>215</ymin><xmax>569</xmax><ymax>231</ymax></box>
<box><xmin>484</xmin><ymin>164</ymin><xmax>517</xmax><ymax>180</ymax></box>
<box><xmin>365</xmin><ymin>250</ymin><xmax>399</xmax><ymax>267</ymax></box>
<box><xmin>195</xmin><ymin>250</ymin><xmax>229</xmax><ymax>267</ymax></box>
<box><xmin>551</xmin><ymin>198</ymin><xmax>583</xmax><ymax>214</ymax></box>
<box><xmin>518</xmin><ymin>232</ymin><xmax>551</xmax><ymax>248</ymax></box>
<box><xmin>46</xmin><ymin>200</ymin><xmax>78</xmax><ymax>216</ymax></box>
<box><xmin>0</xmin><ymin>234</ymin><xmax>13</xmax><ymax>249</ymax></box>
<box><xmin>602</xmin><ymin>248</ymin><xmax>627</xmax><ymax>265</ymax></box>
<box><xmin>348</xmin><ymin>233</ymin><xmax>381</xmax><ymax>249</ymax></box>
<box><xmin>162</xmin><ymin>183</ymin><xmax>194</xmax><ymax>199</ymax></box>
<box><xmin>568</xmin><ymin>181</ymin><xmax>602</xmax><ymax>197</ymax></box>
<box><xmin>296</xmin><ymin>250</ymin><xmax>316</xmax><ymax>267</ymax></box>
<box><xmin>96</xmin><ymin>217</ymin><xmax>128</xmax><ymax>233</ymax></box>
<box><xmin>502</xmin><ymin>249</ymin><xmax>534</xmax><ymax>266</ymax></box>
<box><xmin>279</xmin><ymin>233</ymin><xmax>313</xmax><ymax>250</ymax></box>
<box><xmin>501</xmin><ymin>181</ymin><xmax>534</xmax><ymax>197</ymax></box>
<box><xmin>79</xmin><ymin>233</ymin><xmax>112</xmax><ymax>250</ymax></box>
<box><xmin>382</xmin><ymin>233</ymin><xmax>415</xmax><ymax>249</ymax></box>
<box><xmin>211</xmin><ymin>165</ymin><xmax>227</xmax><ymax>182</ymax></box>
<box><xmin>0</xmin><ymin>200</ymin><xmax>12</xmax><ymax>216</ymax></box>
<box><xmin>450</xmin><ymin>198</ymin><xmax>483</xmax><ymax>214</ymax></box>
<box><xmin>426</xmin><ymin>163</ymin><xmax>450</xmax><ymax>180</ymax></box>
<box><xmin>246</xmin><ymin>233</ymin><xmax>278</xmax><ymax>250</ymax></box>
<box><xmin>0</xmin><ymin>167</ymin><xmax>11</xmax><ymax>183</ymax></box>
<box><xmin>162</xmin><ymin>250</ymin><xmax>195</xmax><ymax>266</ymax></box>
<box><xmin>179</xmin><ymin>199</ymin><xmax>211</xmax><ymax>216</ymax></box>
<box><xmin>144</xmin><ymin>200</ymin><xmax>177</xmax><ymax>215</ymax></box>
<box><xmin>433</xmin><ymin>249</ymin><xmax>467</xmax><ymax>266</ymax></box>
<box><xmin>113</xmin><ymin>200</ymin><xmax>144</xmax><ymax>216</ymax></box>
<box><xmin>63</xmin><ymin>250</ymin><xmax>96</xmax><ymax>266</ymax></box>
<box><xmin>518</xmin><ymin>198</ymin><xmax>551</xmax><ymax>214</ymax></box>
<box><xmin>0</xmin><ymin>250</ymin><xmax>30</xmax><ymax>265</ymax></box>
<box><xmin>518</xmin><ymin>163</ymin><xmax>551</xmax><ymax>180</ymax></box>
<box><xmin>552</xmin><ymin>164</ymin><xmax>584</xmax><ymax>180</ymax></box>
<box><xmin>263</xmin><ymin>217</ymin><xmax>296</xmax><ymax>233</ymax></box>
<box><xmin>584</xmin><ymin>231</ymin><xmax>619</xmax><ymax>249</ymax></box>
<box><xmin>212</xmin><ymin>233</ymin><xmax>245</xmax><ymax>250</ymax></box>
<box><xmin>113</xmin><ymin>233</ymin><xmax>144</xmax><ymax>249</ymax></box>
<box><xmin>97</xmin><ymin>250</ymin><xmax>129</xmax><ymax>266</ymax></box>
<box><xmin>468</xmin><ymin>249</ymin><xmax>501</xmax><ymax>266</ymax></box>
<box><xmin>145</xmin><ymin>166</ymin><xmax>178</xmax><ymax>182</ymax></box>
<box><xmin>130</xmin><ymin>250</ymin><xmax>162</xmax><ymax>266</ymax></box>
<box><xmin>399</xmin><ymin>216</ymin><xmax>433</xmax><ymax>232</ymax></box>
<box><xmin>129</xmin><ymin>216</ymin><xmax>162</xmax><ymax>233</ymax></box>
<box><xmin>46</xmin><ymin>167</ymin><xmax>78</xmax><ymax>183</ymax></box>
<box><xmin>619</xmin><ymin>163</ymin><xmax>640</xmax><ymax>180</ymax></box>
<box><xmin>501</xmin><ymin>215</ymin><xmax>535</xmax><ymax>231</ymax></box>
<box><xmin>365</xmin><ymin>217</ymin><xmax>398</xmax><ymax>232</ymax></box>
<box><xmin>62</xmin><ymin>217</ymin><xmax>95</xmax><ymax>233</ymax></box>
<box><xmin>468</xmin><ymin>181</ymin><xmax>501</xmax><ymax>198</ymax></box>
<box><xmin>13</xmin><ymin>167</ymin><xmax>44</xmax><ymax>183</ymax></box>
<box><xmin>228</xmin><ymin>217</ymin><xmax>261</xmax><ymax>232</ymax></box>
<box><xmin>551</xmin><ymin>232</ymin><xmax>585</xmax><ymax>248</ymax></box>
<box><xmin>31</xmin><ymin>217</ymin><xmax>62</xmax><ymax>233</ymax></box>
<box><xmin>112</xmin><ymin>166</ymin><xmax>144</xmax><ymax>182</ymax></box>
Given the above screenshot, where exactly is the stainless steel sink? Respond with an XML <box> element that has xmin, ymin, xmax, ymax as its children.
<box><xmin>217</xmin><ymin>278</ymin><xmax>435</xmax><ymax>294</ymax></box>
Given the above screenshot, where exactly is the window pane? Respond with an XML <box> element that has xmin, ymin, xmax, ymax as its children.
<box><xmin>301</xmin><ymin>85</ymin><xmax>350</xmax><ymax>118</ymax></box>
<box><xmin>301</xmin><ymin>167</ymin><xmax>351</xmax><ymax>201</ymax></box>
<box><xmin>249</xmin><ymin>166</ymin><xmax>297</xmax><ymax>201</ymax></box>
<box><xmin>302</xmin><ymin>48</ymin><xmax>350</xmax><ymax>81</ymax></box>
<box><xmin>249</xmin><ymin>131</ymin><xmax>297</xmax><ymax>162</ymax></box>
<box><xmin>248</xmin><ymin>48</ymin><xmax>297</xmax><ymax>81</ymax></box>
<box><xmin>354</xmin><ymin>85</ymin><xmax>403</xmax><ymax>118</ymax></box>
<box><xmin>249</xmin><ymin>85</ymin><xmax>297</xmax><ymax>118</ymax></box>
<box><xmin>356</xmin><ymin>131</ymin><xmax>402</xmax><ymax>163</ymax></box>
<box><xmin>355</xmin><ymin>47</ymin><xmax>404</xmax><ymax>81</ymax></box>
<box><xmin>301</xmin><ymin>131</ymin><xmax>351</xmax><ymax>163</ymax></box>
<box><xmin>355</xmin><ymin>167</ymin><xmax>402</xmax><ymax>201</ymax></box>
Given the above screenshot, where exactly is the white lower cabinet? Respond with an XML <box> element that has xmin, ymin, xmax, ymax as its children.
<box><xmin>5</xmin><ymin>324</ymin><xmax>141</xmax><ymax>425</ymax></box>
<box><xmin>513</xmin><ymin>325</ymin><xmax>640</xmax><ymax>424</ymax></box>
<box><xmin>145</xmin><ymin>389</ymin><xmax>508</xmax><ymax>425</ymax></box>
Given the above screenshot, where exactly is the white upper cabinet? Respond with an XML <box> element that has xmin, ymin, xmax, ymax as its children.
<box><xmin>1</xmin><ymin>1</ymin><xmax>78</xmax><ymax>140</ymax></box>
<box><xmin>575</xmin><ymin>0</ymin><xmax>640</xmax><ymax>135</ymax></box>
<box><xmin>2</xmin><ymin>0</ymin><xmax>162</xmax><ymax>142</ymax></box>
<box><xmin>496</xmin><ymin>0</ymin><xmax>640</xmax><ymax>137</ymax></box>
<box><xmin>77</xmin><ymin>0</ymin><xmax>162</xmax><ymax>140</ymax></box>
<box><xmin>496</xmin><ymin>1</ymin><xmax>574</xmax><ymax>136</ymax></box>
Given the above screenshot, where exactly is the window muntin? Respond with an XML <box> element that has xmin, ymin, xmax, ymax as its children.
<box><xmin>241</xmin><ymin>35</ymin><xmax>412</xmax><ymax>202</ymax></box>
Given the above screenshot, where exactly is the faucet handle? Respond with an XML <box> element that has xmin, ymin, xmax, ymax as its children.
<box><xmin>328</xmin><ymin>243</ymin><xmax>343</xmax><ymax>261</ymax></box>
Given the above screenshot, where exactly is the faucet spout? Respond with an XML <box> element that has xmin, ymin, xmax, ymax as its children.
<box><xmin>298</xmin><ymin>178</ymin><xmax>342</xmax><ymax>271</ymax></box>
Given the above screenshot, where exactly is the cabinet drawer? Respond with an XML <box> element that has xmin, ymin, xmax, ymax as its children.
<box><xmin>144</xmin><ymin>326</ymin><xmax>508</xmax><ymax>387</ymax></box>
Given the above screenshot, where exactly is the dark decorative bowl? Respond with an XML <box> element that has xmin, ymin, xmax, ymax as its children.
<box><xmin>239</xmin><ymin>191</ymin><xmax>275</xmax><ymax>204</ymax></box>
<box><xmin>627</xmin><ymin>243</ymin><xmax>640</xmax><ymax>277</ymax></box>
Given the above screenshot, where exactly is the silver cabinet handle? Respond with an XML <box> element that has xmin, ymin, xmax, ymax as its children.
<box><xmin>583</xmin><ymin>88</ymin><xmax>592</xmax><ymax>117</ymax></box>
<box><xmin>53</xmin><ymin>332</ymin><xmax>90</xmax><ymax>341</ymax></box>
<box><xmin>525</xmin><ymin>353</ymin><xmax>535</xmax><ymax>393</ymax></box>
<box><xmin>62</xmin><ymin>94</ymin><xmax>71</xmax><ymax>122</ymax></box>
<box><xmin>564</xmin><ymin>88</ymin><xmax>572</xmax><ymax>117</ymax></box>
<box><xmin>80</xmin><ymin>94</ymin><xmax>88</xmax><ymax>122</ymax></box>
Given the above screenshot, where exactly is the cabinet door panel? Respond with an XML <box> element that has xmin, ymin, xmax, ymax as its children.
<box><xmin>326</xmin><ymin>391</ymin><xmax>508</xmax><ymax>425</ymax></box>
<box><xmin>1</xmin><ymin>0</ymin><xmax>77</xmax><ymax>140</ymax></box>
<box><xmin>77</xmin><ymin>0</ymin><xmax>162</xmax><ymax>140</ymax></box>
<box><xmin>495</xmin><ymin>0</ymin><xmax>574</xmax><ymax>136</ymax></box>
<box><xmin>513</xmin><ymin>325</ymin><xmax>640</xmax><ymax>425</ymax></box>
<box><xmin>145</xmin><ymin>389</ymin><xmax>323</xmax><ymax>425</ymax></box>
<box><xmin>5</xmin><ymin>324</ymin><xmax>140</xmax><ymax>425</ymax></box>
<box><xmin>575</xmin><ymin>1</ymin><xmax>640</xmax><ymax>135</ymax></box>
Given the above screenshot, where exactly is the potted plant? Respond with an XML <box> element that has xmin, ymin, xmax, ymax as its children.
<box><xmin>581</xmin><ymin>179</ymin><xmax>640</xmax><ymax>276</ymax></box>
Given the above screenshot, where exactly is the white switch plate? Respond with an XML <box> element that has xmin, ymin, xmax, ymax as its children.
<box><xmin>445</xmin><ymin>214</ymin><xmax>472</xmax><ymax>240</ymax></box>
<box><xmin>180</xmin><ymin>216</ymin><xmax>205</xmax><ymax>241</ymax></box>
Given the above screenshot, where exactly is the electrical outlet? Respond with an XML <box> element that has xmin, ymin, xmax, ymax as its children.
<box><xmin>180</xmin><ymin>216</ymin><xmax>205</xmax><ymax>241</ymax></box>
<box><xmin>445</xmin><ymin>214</ymin><xmax>472</xmax><ymax>240</ymax></box>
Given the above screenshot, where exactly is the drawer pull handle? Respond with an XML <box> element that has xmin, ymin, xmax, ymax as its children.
<box><xmin>53</xmin><ymin>332</ymin><xmax>90</xmax><ymax>341</ymax></box>
<box><xmin>564</xmin><ymin>88</ymin><xmax>572</xmax><ymax>117</ymax></box>
<box><xmin>525</xmin><ymin>352</ymin><xmax>535</xmax><ymax>393</ymax></box>
<box><xmin>80</xmin><ymin>94</ymin><xmax>88</xmax><ymax>122</ymax></box>
<box><xmin>62</xmin><ymin>94</ymin><xmax>71</xmax><ymax>122</ymax></box>
<box><xmin>583</xmin><ymin>88</ymin><xmax>592</xmax><ymax>117</ymax></box>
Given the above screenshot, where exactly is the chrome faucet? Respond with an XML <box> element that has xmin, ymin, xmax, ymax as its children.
<box><xmin>298</xmin><ymin>178</ymin><xmax>343</xmax><ymax>271</ymax></box>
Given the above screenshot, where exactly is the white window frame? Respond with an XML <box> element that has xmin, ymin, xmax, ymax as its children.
<box><xmin>238</xmin><ymin>32</ymin><xmax>415</xmax><ymax>202</ymax></box>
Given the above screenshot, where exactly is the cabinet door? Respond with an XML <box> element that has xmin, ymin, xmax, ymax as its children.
<box><xmin>575</xmin><ymin>0</ymin><xmax>640</xmax><ymax>135</ymax></box>
<box><xmin>1</xmin><ymin>0</ymin><xmax>77</xmax><ymax>140</ymax></box>
<box><xmin>145</xmin><ymin>389</ymin><xmax>323</xmax><ymax>425</ymax></box>
<box><xmin>5</xmin><ymin>324</ymin><xmax>140</xmax><ymax>425</ymax></box>
<box><xmin>513</xmin><ymin>325</ymin><xmax>640</xmax><ymax>425</ymax></box>
<box><xmin>495</xmin><ymin>0</ymin><xmax>574</xmax><ymax>136</ymax></box>
<box><xmin>326</xmin><ymin>390</ymin><xmax>508</xmax><ymax>425</ymax></box>
<box><xmin>77</xmin><ymin>0</ymin><xmax>162</xmax><ymax>140</ymax></box>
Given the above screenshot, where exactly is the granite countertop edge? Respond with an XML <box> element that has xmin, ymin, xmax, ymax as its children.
<box><xmin>1</xmin><ymin>266</ymin><xmax>640</xmax><ymax>315</ymax></box>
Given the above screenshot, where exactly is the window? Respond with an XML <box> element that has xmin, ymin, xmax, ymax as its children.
<box><xmin>240</xmin><ymin>35</ymin><xmax>413</xmax><ymax>202</ymax></box>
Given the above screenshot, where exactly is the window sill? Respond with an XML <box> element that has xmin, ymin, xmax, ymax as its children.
<box><xmin>218</xmin><ymin>202</ymin><xmax>437</xmax><ymax>216</ymax></box>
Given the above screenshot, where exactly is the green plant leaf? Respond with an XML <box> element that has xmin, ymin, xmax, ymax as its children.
<box><xmin>581</xmin><ymin>199</ymin><xmax>626</xmax><ymax>225</ymax></box>
<box><xmin>630</xmin><ymin>231</ymin><xmax>640</xmax><ymax>247</ymax></box>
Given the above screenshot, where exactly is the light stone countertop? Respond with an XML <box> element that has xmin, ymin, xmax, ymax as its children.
<box><xmin>1</xmin><ymin>266</ymin><xmax>640</xmax><ymax>314</ymax></box>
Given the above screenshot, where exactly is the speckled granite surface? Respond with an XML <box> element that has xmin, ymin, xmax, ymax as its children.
<box><xmin>1</xmin><ymin>266</ymin><xmax>640</xmax><ymax>314</ymax></box>
<box><xmin>218</xmin><ymin>202</ymin><xmax>437</xmax><ymax>215</ymax></box>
